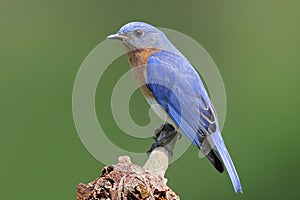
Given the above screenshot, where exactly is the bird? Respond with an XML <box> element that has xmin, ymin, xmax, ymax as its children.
<box><xmin>107</xmin><ymin>22</ymin><xmax>242</xmax><ymax>193</ymax></box>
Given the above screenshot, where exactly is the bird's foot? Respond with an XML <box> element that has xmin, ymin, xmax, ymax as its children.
<box><xmin>147</xmin><ymin>123</ymin><xmax>179</xmax><ymax>158</ymax></box>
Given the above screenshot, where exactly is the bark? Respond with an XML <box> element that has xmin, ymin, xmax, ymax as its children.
<box><xmin>76</xmin><ymin>124</ymin><xmax>180</xmax><ymax>200</ymax></box>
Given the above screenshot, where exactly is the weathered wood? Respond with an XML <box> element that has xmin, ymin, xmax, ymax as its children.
<box><xmin>76</xmin><ymin>123</ymin><xmax>180</xmax><ymax>200</ymax></box>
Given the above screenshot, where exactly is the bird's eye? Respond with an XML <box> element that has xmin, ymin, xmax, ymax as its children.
<box><xmin>133</xmin><ymin>29</ymin><xmax>144</xmax><ymax>38</ymax></box>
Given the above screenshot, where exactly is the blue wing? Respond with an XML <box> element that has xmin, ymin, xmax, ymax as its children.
<box><xmin>145</xmin><ymin>50</ymin><xmax>216</xmax><ymax>148</ymax></box>
<box><xmin>145</xmin><ymin>50</ymin><xmax>242</xmax><ymax>193</ymax></box>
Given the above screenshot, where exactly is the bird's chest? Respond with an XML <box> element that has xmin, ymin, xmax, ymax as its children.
<box><xmin>128</xmin><ymin>48</ymin><xmax>158</xmax><ymax>67</ymax></box>
<box><xmin>127</xmin><ymin>48</ymin><xmax>159</xmax><ymax>98</ymax></box>
<box><xmin>127</xmin><ymin>48</ymin><xmax>177</xmax><ymax>127</ymax></box>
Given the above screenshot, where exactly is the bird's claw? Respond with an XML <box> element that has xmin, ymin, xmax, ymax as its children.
<box><xmin>147</xmin><ymin>123</ymin><xmax>179</xmax><ymax>157</ymax></box>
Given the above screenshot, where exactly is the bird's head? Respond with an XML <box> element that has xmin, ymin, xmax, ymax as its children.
<box><xmin>107</xmin><ymin>22</ymin><xmax>170</xmax><ymax>51</ymax></box>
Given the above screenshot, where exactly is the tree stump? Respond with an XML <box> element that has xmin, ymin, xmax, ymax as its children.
<box><xmin>76</xmin><ymin>123</ymin><xmax>180</xmax><ymax>200</ymax></box>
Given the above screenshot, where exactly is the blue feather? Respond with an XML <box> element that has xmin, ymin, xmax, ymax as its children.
<box><xmin>210</xmin><ymin>132</ymin><xmax>243</xmax><ymax>193</ymax></box>
<box><xmin>146</xmin><ymin>50</ymin><xmax>242</xmax><ymax>193</ymax></box>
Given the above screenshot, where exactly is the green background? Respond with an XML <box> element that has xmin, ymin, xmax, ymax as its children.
<box><xmin>1</xmin><ymin>0</ymin><xmax>299</xmax><ymax>199</ymax></box>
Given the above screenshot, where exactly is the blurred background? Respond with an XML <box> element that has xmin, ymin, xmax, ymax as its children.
<box><xmin>1</xmin><ymin>0</ymin><xmax>300</xmax><ymax>199</ymax></box>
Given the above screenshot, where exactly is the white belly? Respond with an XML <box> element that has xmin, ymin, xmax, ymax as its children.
<box><xmin>146</xmin><ymin>97</ymin><xmax>178</xmax><ymax>129</ymax></box>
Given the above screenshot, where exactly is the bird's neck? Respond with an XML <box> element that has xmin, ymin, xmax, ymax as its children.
<box><xmin>127</xmin><ymin>48</ymin><xmax>159</xmax><ymax>68</ymax></box>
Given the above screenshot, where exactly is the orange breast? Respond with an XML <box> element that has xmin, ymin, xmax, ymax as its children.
<box><xmin>127</xmin><ymin>48</ymin><xmax>159</xmax><ymax>99</ymax></box>
<box><xmin>127</xmin><ymin>48</ymin><xmax>178</xmax><ymax>128</ymax></box>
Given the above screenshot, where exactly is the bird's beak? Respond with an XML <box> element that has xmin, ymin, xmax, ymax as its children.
<box><xmin>106</xmin><ymin>33</ymin><xmax>128</xmax><ymax>40</ymax></box>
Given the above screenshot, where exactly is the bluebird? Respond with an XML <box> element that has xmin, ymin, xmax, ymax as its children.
<box><xmin>107</xmin><ymin>22</ymin><xmax>242</xmax><ymax>193</ymax></box>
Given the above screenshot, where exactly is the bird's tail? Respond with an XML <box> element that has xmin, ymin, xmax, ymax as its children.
<box><xmin>209</xmin><ymin>132</ymin><xmax>243</xmax><ymax>193</ymax></box>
